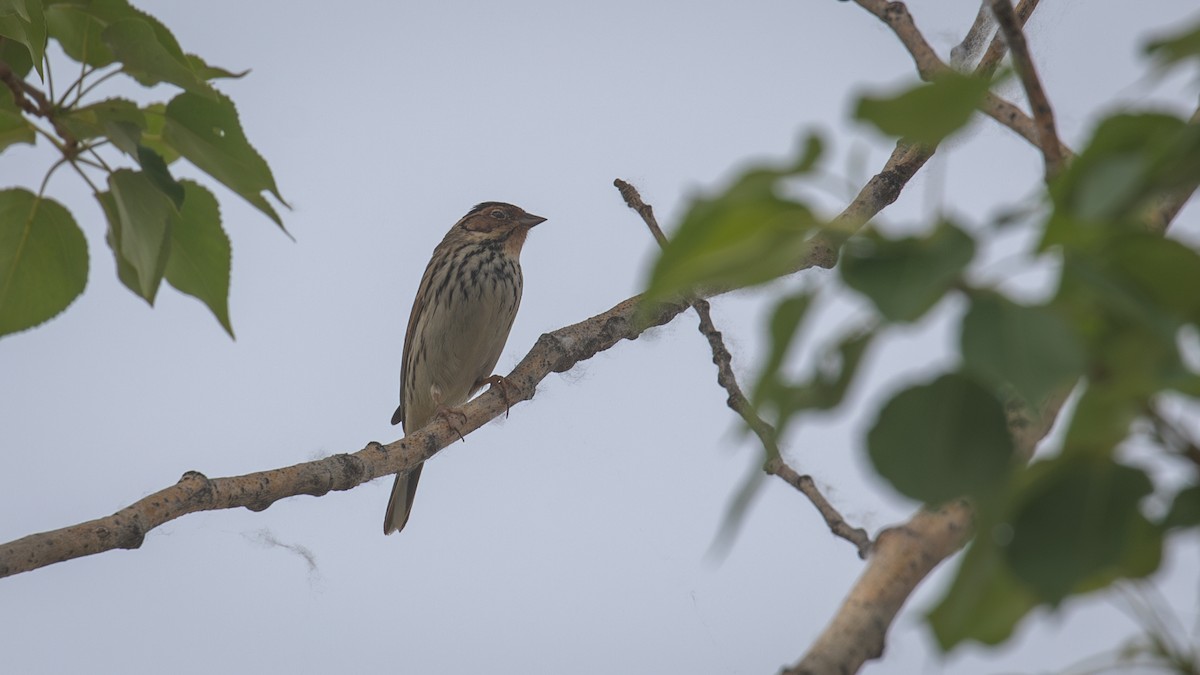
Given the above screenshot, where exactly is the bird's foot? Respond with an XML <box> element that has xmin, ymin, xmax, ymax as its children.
<box><xmin>479</xmin><ymin>374</ymin><xmax>513</xmax><ymax>418</ymax></box>
<box><xmin>433</xmin><ymin>406</ymin><xmax>469</xmax><ymax>442</ymax></box>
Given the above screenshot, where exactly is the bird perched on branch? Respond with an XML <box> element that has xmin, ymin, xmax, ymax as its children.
<box><xmin>384</xmin><ymin>201</ymin><xmax>547</xmax><ymax>535</ymax></box>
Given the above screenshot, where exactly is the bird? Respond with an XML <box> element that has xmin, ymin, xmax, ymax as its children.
<box><xmin>384</xmin><ymin>201</ymin><xmax>547</xmax><ymax>535</ymax></box>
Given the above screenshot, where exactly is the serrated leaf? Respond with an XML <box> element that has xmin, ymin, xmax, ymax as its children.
<box><xmin>1006</xmin><ymin>456</ymin><xmax>1158</xmax><ymax>604</ymax></box>
<box><xmin>163</xmin><ymin>91</ymin><xmax>287</xmax><ymax>228</ymax></box>
<box><xmin>841</xmin><ymin>220</ymin><xmax>974</xmax><ymax>323</ymax></box>
<box><xmin>44</xmin><ymin>3</ymin><xmax>115</xmax><ymax>67</ymax></box>
<box><xmin>101</xmin><ymin>18</ymin><xmax>212</xmax><ymax>96</ymax></box>
<box><xmin>928</xmin><ymin>535</ymin><xmax>1039</xmax><ymax>650</ymax></box>
<box><xmin>961</xmin><ymin>293</ymin><xmax>1085</xmax><ymax>406</ymax></box>
<box><xmin>1163</xmin><ymin>484</ymin><xmax>1200</xmax><ymax>530</ymax></box>
<box><xmin>186</xmin><ymin>53</ymin><xmax>248</xmax><ymax>80</ymax></box>
<box><xmin>0</xmin><ymin>189</ymin><xmax>88</xmax><ymax>336</ymax></box>
<box><xmin>105</xmin><ymin>169</ymin><xmax>179</xmax><ymax>302</ymax></box>
<box><xmin>0</xmin><ymin>0</ymin><xmax>47</xmax><ymax>78</ymax></box>
<box><xmin>95</xmin><ymin>189</ymin><xmax>143</xmax><ymax>297</ymax></box>
<box><xmin>855</xmin><ymin>72</ymin><xmax>993</xmax><ymax>144</ymax></box>
<box><xmin>165</xmin><ymin>181</ymin><xmax>233</xmax><ymax>337</ymax></box>
<box><xmin>867</xmin><ymin>372</ymin><xmax>1015</xmax><ymax>504</ymax></box>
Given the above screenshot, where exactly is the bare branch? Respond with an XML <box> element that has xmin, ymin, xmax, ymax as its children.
<box><xmin>978</xmin><ymin>0</ymin><xmax>1041</xmax><ymax>76</ymax></box>
<box><xmin>612</xmin><ymin>179</ymin><xmax>872</xmax><ymax>557</ymax></box>
<box><xmin>950</xmin><ymin>3</ymin><xmax>995</xmax><ymax>70</ymax></box>
<box><xmin>851</xmin><ymin>0</ymin><xmax>1070</xmax><ymax>164</ymax></box>
<box><xmin>989</xmin><ymin>0</ymin><xmax>1065</xmax><ymax>178</ymax></box>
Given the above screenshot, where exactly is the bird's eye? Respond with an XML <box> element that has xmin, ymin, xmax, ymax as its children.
<box><xmin>490</xmin><ymin>209</ymin><xmax>507</xmax><ymax>220</ymax></box>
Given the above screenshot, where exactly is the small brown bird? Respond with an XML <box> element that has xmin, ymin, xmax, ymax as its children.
<box><xmin>384</xmin><ymin>201</ymin><xmax>547</xmax><ymax>534</ymax></box>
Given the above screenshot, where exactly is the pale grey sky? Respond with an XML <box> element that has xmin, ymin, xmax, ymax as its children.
<box><xmin>2</xmin><ymin>2</ymin><xmax>1199</xmax><ymax>673</ymax></box>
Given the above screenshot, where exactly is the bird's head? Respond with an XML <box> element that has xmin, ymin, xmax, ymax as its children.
<box><xmin>454</xmin><ymin>202</ymin><xmax>547</xmax><ymax>254</ymax></box>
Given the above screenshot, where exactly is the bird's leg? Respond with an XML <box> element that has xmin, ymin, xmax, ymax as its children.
<box><xmin>477</xmin><ymin>374</ymin><xmax>513</xmax><ymax>418</ymax></box>
<box><xmin>429</xmin><ymin>384</ymin><xmax>467</xmax><ymax>442</ymax></box>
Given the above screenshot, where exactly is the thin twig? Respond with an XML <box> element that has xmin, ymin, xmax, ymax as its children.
<box><xmin>613</xmin><ymin>179</ymin><xmax>871</xmax><ymax>557</ymax></box>
<box><xmin>989</xmin><ymin>0</ymin><xmax>1064</xmax><ymax>178</ymax></box>
<box><xmin>950</xmin><ymin>3</ymin><xmax>995</xmax><ymax>70</ymax></box>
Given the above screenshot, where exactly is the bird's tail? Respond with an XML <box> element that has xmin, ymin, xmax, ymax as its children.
<box><xmin>383</xmin><ymin>462</ymin><xmax>424</xmax><ymax>534</ymax></box>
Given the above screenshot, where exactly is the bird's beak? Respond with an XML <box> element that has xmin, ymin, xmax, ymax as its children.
<box><xmin>520</xmin><ymin>213</ymin><xmax>547</xmax><ymax>228</ymax></box>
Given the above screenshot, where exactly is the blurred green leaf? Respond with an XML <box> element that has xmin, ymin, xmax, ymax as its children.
<box><xmin>0</xmin><ymin>189</ymin><xmax>88</xmax><ymax>336</ymax></box>
<box><xmin>0</xmin><ymin>0</ymin><xmax>47</xmax><ymax>78</ymax></box>
<box><xmin>868</xmin><ymin>372</ymin><xmax>1014</xmax><ymax>504</ymax></box>
<box><xmin>163</xmin><ymin>91</ymin><xmax>286</xmax><ymax>228</ymax></box>
<box><xmin>1145</xmin><ymin>20</ymin><xmax>1200</xmax><ymax>67</ymax></box>
<box><xmin>961</xmin><ymin>292</ymin><xmax>1085</xmax><ymax>406</ymax></box>
<box><xmin>752</xmin><ymin>291</ymin><xmax>813</xmax><ymax>405</ymax></box>
<box><xmin>104</xmin><ymin>169</ymin><xmax>178</xmax><ymax>302</ymax></box>
<box><xmin>1006</xmin><ymin>456</ymin><xmax>1158</xmax><ymax>603</ymax></box>
<box><xmin>1044</xmin><ymin>114</ymin><xmax>1200</xmax><ymax>249</ymax></box>
<box><xmin>764</xmin><ymin>328</ymin><xmax>874</xmax><ymax>441</ymax></box>
<box><xmin>1163</xmin><ymin>484</ymin><xmax>1200</xmax><ymax>530</ymax></box>
<box><xmin>841</xmin><ymin>220</ymin><xmax>974</xmax><ymax>323</ymax></box>
<box><xmin>928</xmin><ymin>533</ymin><xmax>1039</xmax><ymax>650</ymax></box>
<box><xmin>101</xmin><ymin>17</ymin><xmax>212</xmax><ymax>95</ymax></box>
<box><xmin>854</xmin><ymin>72</ymin><xmax>993</xmax><ymax>144</ymax></box>
<box><xmin>643</xmin><ymin>135</ymin><xmax>823</xmax><ymax>305</ymax></box>
<box><xmin>165</xmin><ymin>181</ymin><xmax>233</xmax><ymax>337</ymax></box>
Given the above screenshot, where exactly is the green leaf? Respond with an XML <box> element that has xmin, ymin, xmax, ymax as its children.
<box><xmin>165</xmin><ymin>181</ymin><xmax>233</xmax><ymax>337</ymax></box>
<box><xmin>44</xmin><ymin>3</ymin><xmax>114</xmax><ymax>67</ymax></box>
<box><xmin>1145</xmin><ymin>20</ymin><xmax>1200</xmax><ymax>67</ymax></box>
<box><xmin>186</xmin><ymin>53</ymin><xmax>248</xmax><ymax>80</ymax></box>
<box><xmin>101</xmin><ymin>18</ymin><xmax>212</xmax><ymax>96</ymax></box>
<box><xmin>841</xmin><ymin>220</ymin><xmax>974</xmax><ymax>323</ymax></box>
<box><xmin>57</xmin><ymin>97</ymin><xmax>144</xmax><ymax>144</ymax></box>
<box><xmin>162</xmin><ymin>91</ymin><xmax>287</xmax><ymax>228</ymax></box>
<box><xmin>0</xmin><ymin>189</ymin><xmax>88</xmax><ymax>336</ymax></box>
<box><xmin>961</xmin><ymin>292</ymin><xmax>1085</xmax><ymax>406</ymax></box>
<box><xmin>95</xmin><ymin>189</ymin><xmax>142</xmax><ymax>296</ymax></box>
<box><xmin>139</xmin><ymin>102</ymin><xmax>178</xmax><ymax>164</ymax></box>
<box><xmin>0</xmin><ymin>0</ymin><xmax>47</xmax><ymax>78</ymax></box>
<box><xmin>928</xmin><ymin>534</ymin><xmax>1039</xmax><ymax>650</ymax></box>
<box><xmin>104</xmin><ymin>169</ymin><xmax>179</xmax><ymax>302</ymax></box>
<box><xmin>867</xmin><ymin>372</ymin><xmax>1015</xmax><ymax>504</ymax></box>
<box><xmin>0</xmin><ymin>25</ymin><xmax>33</xmax><ymax>76</ymax></box>
<box><xmin>1005</xmin><ymin>456</ymin><xmax>1158</xmax><ymax>604</ymax></box>
<box><xmin>1163</xmin><ymin>484</ymin><xmax>1200</xmax><ymax>530</ymax></box>
<box><xmin>0</xmin><ymin>108</ymin><xmax>33</xmax><ymax>151</ymax></box>
<box><xmin>643</xmin><ymin>135</ymin><xmax>824</xmax><ymax>305</ymax></box>
<box><xmin>854</xmin><ymin>72</ymin><xmax>993</xmax><ymax>144</ymax></box>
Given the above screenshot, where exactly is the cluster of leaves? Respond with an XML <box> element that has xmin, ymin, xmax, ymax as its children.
<box><xmin>0</xmin><ymin>0</ymin><xmax>285</xmax><ymax>338</ymax></box>
<box><xmin>643</xmin><ymin>19</ymin><xmax>1200</xmax><ymax>652</ymax></box>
